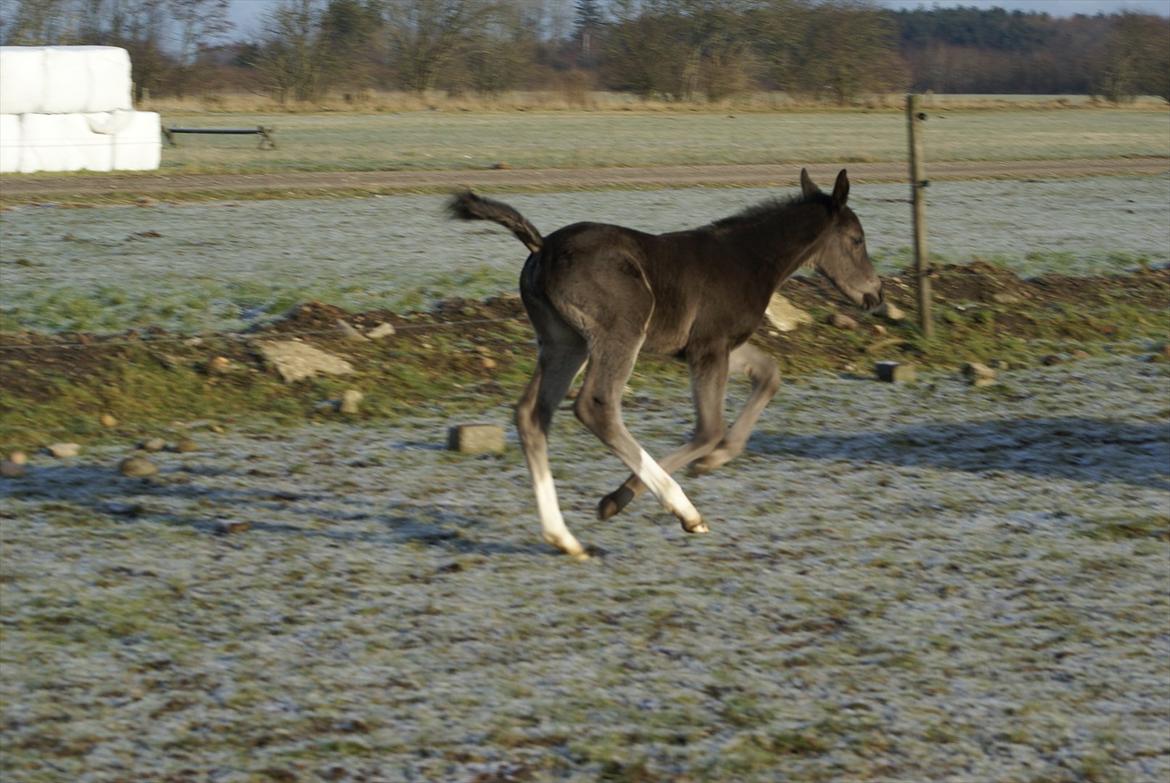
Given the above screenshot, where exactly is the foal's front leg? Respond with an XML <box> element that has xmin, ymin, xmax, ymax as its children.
<box><xmin>597</xmin><ymin>347</ymin><xmax>730</xmax><ymax>521</ymax></box>
<box><xmin>577</xmin><ymin>346</ymin><xmax>709</xmax><ymax>534</ymax></box>
<box><xmin>691</xmin><ymin>343</ymin><xmax>780</xmax><ymax>474</ymax></box>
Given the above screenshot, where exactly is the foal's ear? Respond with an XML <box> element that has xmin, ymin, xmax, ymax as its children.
<box><xmin>832</xmin><ymin>169</ymin><xmax>850</xmax><ymax>208</ymax></box>
<box><xmin>800</xmin><ymin>168</ymin><xmax>819</xmax><ymax>198</ymax></box>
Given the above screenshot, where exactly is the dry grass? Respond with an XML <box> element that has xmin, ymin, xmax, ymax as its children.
<box><xmin>139</xmin><ymin>89</ymin><xmax>1170</xmax><ymax>115</ymax></box>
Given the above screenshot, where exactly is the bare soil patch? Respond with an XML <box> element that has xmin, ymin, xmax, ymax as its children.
<box><xmin>2</xmin><ymin>158</ymin><xmax>1167</xmax><ymax>203</ymax></box>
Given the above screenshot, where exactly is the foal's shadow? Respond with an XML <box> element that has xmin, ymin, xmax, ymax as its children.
<box><xmin>2</xmin><ymin>462</ymin><xmax>540</xmax><ymax>555</ymax></box>
<box><xmin>750</xmin><ymin>416</ymin><xmax>1170</xmax><ymax>491</ymax></box>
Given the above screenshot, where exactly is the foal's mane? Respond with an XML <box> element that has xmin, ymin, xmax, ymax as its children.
<box><xmin>705</xmin><ymin>191</ymin><xmax>834</xmax><ymax>233</ymax></box>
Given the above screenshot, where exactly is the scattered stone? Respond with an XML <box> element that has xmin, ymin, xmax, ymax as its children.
<box><xmin>875</xmin><ymin>361</ymin><xmax>916</xmax><ymax>383</ymax></box>
<box><xmin>46</xmin><ymin>442</ymin><xmax>80</xmax><ymax>458</ymax></box>
<box><xmin>829</xmin><ymin>313</ymin><xmax>858</xmax><ymax>330</ymax></box>
<box><xmin>1</xmin><ymin>460</ymin><xmax>26</xmax><ymax>478</ymax></box>
<box><xmin>492</xmin><ymin>161</ymin><xmax>512</xmax><ymax>170</ymax></box>
<box><xmin>870</xmin><ymin>324</ymin><xmax>888</xmax><ymax>337</ymax></box>
<box><xmin>206</xmin><ymin>356</ymin><xmax>232</xmax><ymax>375</ymax></box>
<box><xmin>447</xmin><ymin>424</ymin><xmax>506</xmax><ymax>455</ymax></box>
<box><xmin>1071</xmin><ymin>349</ymin><xmax>1091</xmax><ymax>361</ymax></box>
<box><xmin>875</xmin><ymin>301</ymin><xmax>906</xmax><ymax>322</ymax></box>
<box><xmin>99</xmin><ymin>413</ymin><xmax>118</xmax><ymax>428</ymax></box>
<box><xmin>257</xmin><ymin>340</ymin><xmax>355</xmax><ymax>383</ymax></box>
<box><xmin>336</xmin><ymin>319</ymin><xmax>369</xmax><ymax>342</ymax></box>
<box><xmin>481</xmin><ymin>356</ymin><xmax>498</xmax><ymax>370</ymax></box>
<box><xmin>209</xmin><ymin>424</ymin><xmax>226</xmax><ymax>434</ymax></box>
<box><xmin>991</xmin><ymin>292</ymin><xmax>1022</xmax><ymax>305</ymax></box>
<box><xmin>141</xmin><ymin>437</ymin><xmax>167</xmax><ymax>452</ymax></box>
<box><xmin>135</xmin><ymin>196</ymin><xmax>158</xmax><ymax>207</ymax></box>
<box><xmin>962</xmin><ymin>362</ymin><xmax>997</xmax><ymax>387</ymax></box>
<box><xmin>119</xmin><ymin>456</ymin><xmax>159</xmax><ymax>477</ymax></box>
<box><xmin>9</xmin><ymin>451</ymin><xmax>28</xmax><ymax>465</ymax></box>
<box><xmin>173</xmin><ymin>438</ymin><xmax>198</xmax><ymax>453</ymax></box>
<box><xmin>1041</xmin><ymin>354</ymin><xmax>1064</xmax><ymax>366</ymax></box>
<box><xmin>215</xmin><ymin>520</ymin><xmax>251</xmax><ymax>535</ymax></box>
<box><xmin>763</xmin><ymin>294</ymin><xmax>813</xmax><ymax>333</ymax></box>
<box><xmin>366</xmin><ymin>322</ymin><xmax>396</xmax><ymax>339</ymax></box>
<box><xmin>339</xmin><ymin>389</ymin><xmax>364</xmax><ymax>415</ymax></box>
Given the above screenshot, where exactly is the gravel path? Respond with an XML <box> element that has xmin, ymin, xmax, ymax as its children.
<box><xmin>2</xmin><ymin>157</ymin><xmax>1167</xmax><ymax>199</ymax></box>
<box><xmin>2</xmin><ymin>356</ymin><xmax>1168</xmax><ymax>782</ymax></box>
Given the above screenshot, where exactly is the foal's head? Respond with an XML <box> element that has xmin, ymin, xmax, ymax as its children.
<box><xmin>801</xmin><ymin>169</ymin><xmax>884</xmax><ymax>311</ymax></box>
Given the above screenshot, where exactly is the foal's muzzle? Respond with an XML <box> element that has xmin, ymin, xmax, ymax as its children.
<box><xmin>862</xmin><ymin>289</ymin><xmax>884</xmax><ymax>312</ymax></box>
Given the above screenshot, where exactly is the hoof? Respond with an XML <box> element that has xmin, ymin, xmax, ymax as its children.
<box><xmin>691</xmin><ymin>450</ymin><xmax>731</xmax><ymax>476</ymax></box>
<box><xmin>544</xmin><ymin>532</ymin><xmax>589</xmax><ymax>560</ymax></box>
<box><xmin>597</xmin><ymin>486</ymin><xmax>635</xmax><ymax>520</ymax></box>
<box><xmin>682</xmin><ymin>518</ymin><xmax>709</xmax><ymax>534</ymax></box>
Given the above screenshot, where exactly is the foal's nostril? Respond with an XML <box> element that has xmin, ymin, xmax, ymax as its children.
<box><xmin>863</xmin><ymin>292</ymin><xmax>881</xmax><ymax>310</ymax></box>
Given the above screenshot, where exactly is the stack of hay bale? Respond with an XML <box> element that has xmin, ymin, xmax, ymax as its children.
<box><xmin>0</xmin><ymin>45</ymin><xmax>160</xmax><ymax>173</ymax></box>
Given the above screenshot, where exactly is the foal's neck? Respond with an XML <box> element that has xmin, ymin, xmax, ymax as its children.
<box><xmin>737</xmin><ymin>201</ymin><xmax>829</xmax><ymax>285</ymax></box>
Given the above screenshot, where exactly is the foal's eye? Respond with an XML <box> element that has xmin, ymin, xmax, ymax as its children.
<box><xmin>851</xmin><ymin>237</ymin><xmax>864</xmax><ymax>247</ymax></box>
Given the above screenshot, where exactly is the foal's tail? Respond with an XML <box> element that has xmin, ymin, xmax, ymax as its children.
<box><xmin>447</xmin><ymin>190</ymin><xmax>543</xmax><ymax>253</ymax></box>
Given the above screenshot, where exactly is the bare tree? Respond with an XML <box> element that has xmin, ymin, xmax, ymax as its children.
<box><xmin>382</xmin><ymin>0</ymin><xmax>499</xmax><ymax>92</ymax></box>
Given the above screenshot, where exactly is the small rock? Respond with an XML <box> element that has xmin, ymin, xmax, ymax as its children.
<box><xmin>492</xmin><ymin>161</ymin><xmax>512</xmax><ymax>170</ymax></box>
<box><xmin>481</xmin><ymin>356</ymin><xmax>498</xmax><ymax>370</ymax></box>
<box><xmin>173</xmin><ymin>438</ymin><xmax>198</xmax><ymax>453</ymax></box>
<box><xmin>991</xmin><ymin>292</ymin><xmax>1021</xmax><ymax>305</ymax></box>
<box><xmin>215</xmin><ymin>520</ymin><xmax>251</xmax><ymax>535</ymax></box>
<box><xmin>336</xmin><ymin>319</ymin><xmax>369</xmax><ymax>342</ymax></box>
<box><xmin>46</xmin><ymin>442</ymin><xmax>80</xmax><ymax>458</ymax></box>
<box><xmin>119</xmin><ymin>456</ymin><xmax>159</xmax><ymax>477</ymax></box>
<box><xmin>367</xmin><ymin>322</ymin><xmax>396</xmax><ymax>339</ymax></box>
<box><xmin>875</xmin><ymin>301</ymin><xmax>906</xmax><ymax>322</ymax></box>
<box><xmin>209</xmin><ymin>424</ymin><xmax>226</xmax><ymax>434</ymax></box>
<box><xmin>829</xmin><ymin>313</ymin><xmax>858</xmax><ymax>330</ymax></box>
<box><xmin>875</xmin><ymin>361</ymin><xmax>916</xmax><ymax>383</ymax></box>
<box><xmin>962</xmin><ymin>362</ymin><xmax>997</xmax><ymax>387</ymax></box>
<box><xmin>1071</xmin><ymin>349</ymin><xmax>1091</xmax><ymax>361</ymax></box>
<box><xmin>135</xmin><ymin>196</ymin><xmax>158</xmax><ymax>207</ymax></box>
<box><xmin>1</xmin><ymin>460</ymin><xmax>26</xmax><ymax>478</ymax></box>
<box><xmin>764</xmin><ymin>294</ymin><xmax>813</xmax><ymax>333</ymax></box>
<box><xmin>257</xmin><ymin>340</ymin><xmax>355</xmax><ymax>383</ymax></box>
<box><xmin>99</xmin><ymin>413</ymin><xmax>118</xmax><ymax>428</ymax></box>
<box><xmin>339</xmin><ymin>389</ymin><xmax>364</xmax><ymax>415</ymax></box>
<box><xmin>870</xmin><ymin>324</ymin><xmax>888</xmax><ymax>337</ymax></box>
<box><xmin>9</xmin><ymin>451</ymin><xmax>28</xmax><ymax>465</ymax></box>
<box><xmin>207</xmin><ymin>356</ymin><xmax>232</xmax><ymax>374</ymax></box>
<box><xmin>447</xmin><ymin>424</ymin><xmax>506</xmax><ymax>455</ymax></box>
<box><xmin>1041</xmin><ymin>354</ymin><xmax>1064</xmax><ymax>366</ymax></box>
<box><xmin>141</xmin><ymin>437</ymin><xmax>167</xmax><ymax>452</ymax></box>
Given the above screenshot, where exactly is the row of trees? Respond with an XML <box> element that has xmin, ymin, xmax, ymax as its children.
<box><xmin>2</xmin><ymin>0</ymin><xmax>1167</xmax><ymax>104</ymax></box>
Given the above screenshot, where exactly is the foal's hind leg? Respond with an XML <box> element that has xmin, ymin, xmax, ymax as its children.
<box><xmin>692</xmin><ymin>343</ymin><xmax>780</xmax><ymax>474</ymax></box>
<box><xmin>598</xmin><ymin>346</ymin><xmax>730</xmax><ymax>521</ymax></box>
<box><xmin>516</xmin><ymin>335</ymin><xmax>589</xmax><ymax>559</ymax></box>
<box><xmin>576</xmin><ymin>342</ymin><xmax>708</xmax><ymax>534</ymax></box>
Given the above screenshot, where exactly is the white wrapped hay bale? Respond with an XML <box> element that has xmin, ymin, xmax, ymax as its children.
<box><xmin>80</xmin><ymin>46</ymin><xmax>132</xmax><ymax>112</ymax></box>
<box><xmin>0</xmin><ymin>47</ymin><xmax>46</xmax><ymax>114</ymax></box>
<box><xmin>42</xmin><ymin>47</ymin><xmax>93</xmax><ymax>114</ymax></box>
<box><xmin>0</xmin><ymin>114</ymin><xmax>20</xmax><ymax>173</ymax></box>
<box><xmin>111</xmin><ymin>111</ymin><xmax>160</xmax><ymax>170</ymax></box>
<box><xmin>20</xmin><ymin>113</ymin><xmax>113</xmax><ymax>173</ymax></box>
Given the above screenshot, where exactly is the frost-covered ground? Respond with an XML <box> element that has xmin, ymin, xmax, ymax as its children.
<box><xmin>2</xmin><ymin>175</ymin><xmax>1167</xmax><ymax>332</ymax></box>
<box><xmin>3</xmin><ymin>357</ymin><xmax>1168</xmax><ymax>782</ymax></box>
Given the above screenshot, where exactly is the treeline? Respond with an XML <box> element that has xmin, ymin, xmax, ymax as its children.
<box><xmin>2</xmin><ymin>0</ymin><xmax>1168</xmax><ymax>104</ymax></box>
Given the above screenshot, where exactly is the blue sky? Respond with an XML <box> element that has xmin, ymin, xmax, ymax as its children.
<box><xmin>227</xmin><ymin>0</ymin><xmax>1170</xmax><ymax>35</ymax></box>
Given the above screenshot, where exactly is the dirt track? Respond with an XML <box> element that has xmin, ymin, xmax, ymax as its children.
<box><xmin>1</xmin><ymin>157</ymin><xmax>1167</xmax><ymax>199</ymax></box>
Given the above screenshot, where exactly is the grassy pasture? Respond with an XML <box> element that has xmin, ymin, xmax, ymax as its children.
<box><xmin>150</xmin><ymin>108</ymin><xmax>1170</xmax><ymax>175</ymax></box>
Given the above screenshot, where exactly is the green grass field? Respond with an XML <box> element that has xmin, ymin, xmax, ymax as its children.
<box><xmin>153</xmin><ymin>108</ymin><xmax>1170</xmax><ymax>175</ymax></box>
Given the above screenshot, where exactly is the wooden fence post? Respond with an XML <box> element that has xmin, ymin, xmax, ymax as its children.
<box><xmin>906</xmin><ymin>94</ymin><xmax>933</xmax><ymax>338</ymax></box>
